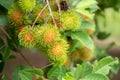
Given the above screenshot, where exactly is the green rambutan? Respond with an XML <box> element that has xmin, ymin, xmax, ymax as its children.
<box><xmin>8</xmin><ymin>7</ymin><xmax>23</xmax><ymax>23</ymax></box>
<box><xmin>47</xmin><ymin>39</ymin><xmax>69</xmax><ymax>64</ymax></box>
<box><xmin>60</xmin><ymin>10</ymin><xmax>81</xmax><ymax>31</ymax></box>
<box><xmin>18</xmin><ymin>0</ymin><xmax>36</xmax><ymax>12</ymax></box>
<box><xmin>34</xmin><ymin>24</ymin><xmax>61</xmax><ymax>47</ymax></box>
<box><xmin>18</xmin><ymin>26</ymin><xmax>36</xmax><ymax>48</ymax></box>
<box><xmin>79</xmin><ymin>47</ymin><xmax>94</xmax><ymax>61</ymax></box>
<box><xmin>17</xmin><ymin>24</ymin><xmax>25</xmax><ymax>33</ymax></box>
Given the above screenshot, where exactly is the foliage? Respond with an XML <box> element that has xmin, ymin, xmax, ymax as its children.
<box><xmin>0</xmin><ymin>0</ymin><xmax>119</xmax><ymax>80</ymax></box>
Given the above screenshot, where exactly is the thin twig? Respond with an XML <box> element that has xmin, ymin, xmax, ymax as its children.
<box><xmin>65</xmin><ymin>0</ymin><xmax>70</xmax><ymax>9</ymax></box>
<box><xmin>46</xmin><ymin>0</ymin><xmax>57</xmax><ymax>27</ymax></box>
<box><xmin>17</xmin><ymin>50</ymin><xmax>35</xmax><ymax>68</ymax></box>
<box><xmin>13</xmin><ymin>43</ymin><xmax>35</xmax><ymax>68</ymax></box>
<box><xmin>41</xmin><ymin>63</ymin><xmax>53</xmax><ymax>69</ymax></box>
<box><xmin>32</xmin><ymin>4</ymin><xmax>48</xmax><ymax>28</ymax></box>
<box><xmin>0</xmin><ymin>27</ymin><xmax>35</xmax><ymax>68</ymax></box>
<box><xmin>0</xmin><ymin>27</ymin><xmax>11</xmax><ymax>39</ymax></box>
<box><xmin>55</xmin><ymin>0</ymin><xmax>61</xmax><ymax>21</ymax></box>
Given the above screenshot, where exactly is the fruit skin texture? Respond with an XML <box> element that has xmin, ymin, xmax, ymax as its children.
<box><xmin>8</xmin><ymin>7</ymin><xmax>22</xmax><ymax>23</ymax></box>
<box><xmin>60</xmin><ymin>10</ymin><xmax>81</xmax><ymax>31</ymax></box>
<box><xmin>34</xmin><ymin>24</ymin><xmax>61</xmax><ymax>47</ymax></box>
<box><xmin>18</xmin><ymin>0</ymin><xmax>36</xmax><ymax>12</ymax></box>
<box><xmin>17</xmin><ymin>24</ymin><xmax>25</xmax><ymax>33</ymax></box>
<box><xmin>18</xmin><ymin>26</ymin><xmax>36</xmax><ymax>48</ymax></box>
<box><xmin>71</xmin><ymin>47</ymin><xmax>94</xmax><ymax>61</ymax></box>
<box><xmin>48</xmin><ymin>39</ymin><xmax>69</xmax><ymax>65</ymax></box>
<box><xmin>79</xmin><ymin>47</ymin><xmax>94</xmax><ymax>61</ymax></box>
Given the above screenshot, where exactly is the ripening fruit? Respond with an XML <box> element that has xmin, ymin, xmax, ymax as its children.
<box><xmin>18</xmin><ymin>26</ymin><xmax>36</xmax><ymax>48</ymax></box>
<box><xmin>48</xmin><ymin>39</ymin><xmax>69</xmax><ymax>64</ymax></box>
<box><xmin>8</xmin><ymin>7</ymin><xmax>22</xmax><ymax>23</ymax></box>
<box><xmin>32</xmin><ymin>4</ymin><xmax>48</xmax><ymax>23</ymax></box>
<box><xmin>18</xmin><ymin>0</ymin><xmax>36</xmax><ymax>12</ymax></box>
<box><xmin>60</xmin><ymin>10</ymin><xmax>81</xmax><ymax>31</ymax></box>
<box><xmin>17</xmin><ymin>24</ymin><xmax>25</xmax><ymax>33</ymax></box>
<box><xmin>71</xmin><ymin>49</ymin><xmax>81</xmax><ymax>61</ymax></box>
<box><xmin>34</xmin><ymin>24</ymin><xmax>61</xmax><ymax>47</ymax></box>
<box><xmin>63</xmin><ymin>56</ymin><xmax>71</xmax><ymax>67</ymax></box>
<box><xmin>79</xmin><ymin>47</ymin><xmax>94</xmax><ymax>61</ymax></box>
<box><xmin>85</xmin><ymin>27</ymin><xmax>95</xmax><ymax>35</ymax></box>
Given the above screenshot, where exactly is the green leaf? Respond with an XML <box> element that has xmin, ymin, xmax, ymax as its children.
<box><xmin>12</xmin><ymin>65</ymin><xmax>32</xmax><ymax>80</ymax></box>
<box><xmin>81</xmin><ymin>21</ymin><xmax>95</xmax><ymax>32</ymax></box>
<box><xmin>25</xmin><ymin>68</ymin><xmax>43</xmax><ymax>78</ymax></box>
<box><xmin>71</xmin><ymin>62</ymin><xmax>92</xmax><ymax>80</ymax></box>
<box><xmin>0</xmin><ymin>0</ymin><xmax>15</xmax><ymax>9</ymax></box>
<box><xmin>82</xmin><ymin>73</ymin><xmax>108</xmax><ymax>80</ymax></box>
<box><xmin>73</xmin><ymin>0</ymin><xmax>98</xmax><ymax>19</ymax></box>
<box><xmin>0</xmin><ymin>38</ymin><xmax>4</xmax><ymax>49</ymax></box>
<box><xmin>93</xmin><ymin>56</ymin><xmax>119</xmax><ymax>75</ymax></box>
<box><xmin>97</xmin><ymin>32</ymin><xmax>111</xmax><ymax>40</ymax></box>
<box><xmin>62</xmin><ymin>72</ymin><xmax>75</xmax><ymax>80</ymax></box>
<box><xmin>0</xmin><ymin>15</ymin><xmax>8</xmax><ymax>26</ymax></box>
<box><xmin>47</xmin><ymin>64</ymin><xmax>63</xmax><ymax>80</ymax></box>
<box><xmin>1</xmin><ymin>75</ymin><xmax>8</xmax><ymax>80</ymax></box>
<box><xmin>19</xmin><ymin>71</ymin><xmax>32</xmax><ymax>80</ymax></box>
<box><xmin>75</xmin><ymin>0</ymin><xmax>97</xmax><ymax>9</ymax></box>
<box><xmin>70</xmin><ymin>31</ymin><xmax>94</xmax><ymax>50</ymax></box>
<box><xmin>1</xmin><ymin>47</ymin><xmax>10</xmax><ymax>61</ymax></box>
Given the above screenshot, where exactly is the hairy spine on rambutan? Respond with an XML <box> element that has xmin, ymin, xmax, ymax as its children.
<box><xmin>18</xmin><ymin>26</ymin><xmax>36</xmax><ymax>48</ymax></box>
<box><xmin>60</xmin><ymin>10</ymin><xmax>81</xmax><ymax>31</ymax></box>
<box><xmin>34</xmin><ymin>24</ymin><xmax>61</xmax><ymax>47</ymax></box>
<box><xmin>17</xmin><ymin>24</ymin><xmax>25</xmax><ymax>33</ymax></box>
<box><xmin>8</xmin><ymin>7</ymin><xmax>23</xmax><ymax>23</ymax></box>
<box><xmin>48</xmin><ymin>39</ymin><xmax>69</xmax><ymax>65</ymax></box>
<box><xmin>79</xmin><ymin>47</ymin><xmax>94</xmax><ymax>61</ymax></box>
<box><xmin>18</xmin><ymin>0</ymin><xmax>36</xmax><ymax>12</ymax></box>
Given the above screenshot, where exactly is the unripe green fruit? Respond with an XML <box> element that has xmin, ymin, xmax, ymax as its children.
<box><xmin>34</xmin><ymin>24</ymin><xmax>61</xmax><ymax>47</ymax></box>
<box><xmin>18</xmin><ymin>0</ymin><xmax>36</xmax><ymax>12</ymax></box>
<box><xmin>79</xmin><ymin>47</ymin><xmax>94</xmax><ymax>61</ymax></box>
<box><xmin>18</xmin><ymin>26</ymin><xmax>36</xmax><ymax>48</ymax></box>
<box><xmin>8</xmin><ymin>7</ymin><xmax>23</xmax><ymax>23</ymax></box>
<box><xmin>17</xmin><ymin>24</ymin><xmax>25</xmax><ymax>33</ymax></box>
<box><xmin>60</xmin><ymin>10</ymin><xmax>81</xmax><ymax>31</ymax></box>
<box><xmin>48</xmin><ymin>39</ymin><xmax>69</xmax><ymax>65</ymax></box>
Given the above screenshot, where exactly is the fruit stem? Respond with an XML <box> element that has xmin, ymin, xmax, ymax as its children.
<box><xmin>31</xmin><ymin>4</ymin><xmax>48</xmax><ymax>28</ymax></box>
<box><xmin>0</xmin><ymin>27</ymin><xmax>11</xmax><ymax>39</ymax></box>
<box><xmin>55</xmin><ymin>0</ymin><xmax>61</xmax><ymax>22</ymax></box>
<box><xmin>0</xmin><ymin>27</ymin><xmax>35</xmax><ymax>68</ymax></box>
<box><xmin>46</xmin><ymin>0</ymin><xmax>57</xmax><ymax>27</ymax></box>
<box><xmin>41</xmin><ymin>63</ymin><xmax>53</xmax><ymax>69</ymax></box>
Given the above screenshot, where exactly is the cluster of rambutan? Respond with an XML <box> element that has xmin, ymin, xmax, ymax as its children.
<box><xmin>7</xmin><ymin>0</ymin><xmax>95</xmax><ymax>65</ymax></box>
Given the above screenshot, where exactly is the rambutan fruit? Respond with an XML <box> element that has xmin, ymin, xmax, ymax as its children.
<box><xmin>63</xmin><ymin>56</ymin><xmax>71</xmax><ymax>67</ymax></box>
<box><xmin>79</xmin><ymin>47</ymin><xmax>94</xmax><ymax>61</ymax></box>
<box><xmin>34</xmin><ymin>24</ymin><xmax>61</xmax><ymax>47</ymax></box>
<box><xmin>8</xmin><ymin>7</ymin><xmax>23</xmax><ymax>23</ymax></box>
<box><xmin>18</xmin><ymin>0</ymin><xmax>36</xmax><ymax>12</ymax></box>
<box><xmin>18</xmin><ymin>26</ymin><xmax>36</xmax><ymax>48</ymax></box>
<box><xmin>47</xmin><ymin>39</ymin><xmax>69</xmax><ymax>64</ymax></box>
<box><xmin>71</xmin><ymin>49</ymin><xmax>81</xmax><ymax>61</ymax></box>
<box><xmin>17</xmin><ymin>24</ymin><xmax>25</xmax><ymax>33</ymax></box>
<box><xmin>60</xmin><ymin>10</ymin><xmax>81</xmax><ymax>31</ymax></box>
